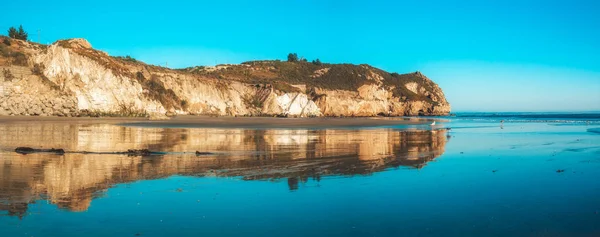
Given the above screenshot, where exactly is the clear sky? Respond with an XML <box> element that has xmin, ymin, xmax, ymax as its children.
<box><xmin>2</xmin><ymin>0</ymin><xmax>599</xmax><ymax>112</ymax></box>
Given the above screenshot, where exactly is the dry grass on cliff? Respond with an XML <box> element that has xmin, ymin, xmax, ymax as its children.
<box><xmin>56</xmin><ymin>39</ymin><xmax>136</xmax><ymax>78</ymax></box>
<box><xmin>136</xmin><ymin>73</ymin><xmax>188</xmax><ymax>110</ymax></box>
<box><xmin>0</xmin><ymin>37</ymin><xmax>29</xmax><ymax>66</ymax></box>
<box><xmin>370</xmin><ymin>68</ymin><xmax>439</xmax><ymax>105</ymax></box>
<box><xmin>42</xmin><ymin>38</ymin><xmax>442</xmax><ymax>106</ymax></box>
<box><xmin>49</xmin><ymin>39</ymin><xmax>441</xmax><ymax>105</ymax></box>
<box><xmin>181</xmin><ymin>60</ymin><xmax>438</xmax><ymax>104</ymax></box>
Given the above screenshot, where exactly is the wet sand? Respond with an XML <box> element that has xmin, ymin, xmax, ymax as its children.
<box><xmin>0</xmin><ymin>115</ymin><xmax>434</xmax><ymax>128</ymax></box>
<box><xmin>0</xmin><ymin>116</ymin><xmax>147</xmax><ymax>124</ymax></box>
<box><xmin>124</xmin><ymin>115</ymin><xmax>432</xmax><ymax>128</ymax></box>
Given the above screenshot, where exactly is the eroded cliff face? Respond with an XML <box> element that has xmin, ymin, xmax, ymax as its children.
<box><xmin>0</xmin><ymin>38</ymin><xmax>450</xmax><ymax>117</ymax></box>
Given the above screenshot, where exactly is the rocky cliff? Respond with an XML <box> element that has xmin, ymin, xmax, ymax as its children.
<box><xmin>0</xmin><ymin>37</ymin><xmax>450</xmax><ymax>117</ymax></box>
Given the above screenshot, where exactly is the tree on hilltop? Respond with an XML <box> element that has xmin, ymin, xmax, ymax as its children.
<box><xmin>7</xmin><ymin>27</ymin><xmax>17</xmax><ymax>39</ymax></box>
<box><xmin>287</xmin><ymin>53</ymin><xmax>298</xmax><ymax>62</ymax></box>
<box><xmin>7</xmin><ymin>25</ymin><xmax>28</xmax><ymax>40</ymax></box>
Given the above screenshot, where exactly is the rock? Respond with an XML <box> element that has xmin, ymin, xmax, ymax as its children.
<box><xmin>165</xmin><ymin>108</ymin><xmax>176</xmax><ymax>117</ymax></box>
<box><xmin>272</xmin><ymin>93</ymin><xmax>322</xmax><ymax>117</ymax></box>
<box><xmin>10</xmin><ymin>105</ymin><xmax>25</xmax><ymax>115</ymax></box>
<box><xmin>124</xmin><ymin>149</ymin><xmax>152</xmax><ymax>157</ymax></box>
<box><xmin>14</xmin><ymin>147</ymin><xmax>35</xmax><ymax>154</ymax></box>
<box><xmin>29</xmin><ymin>106</ymin><xmax>42</xmax><ymax>116</ymax></box>
<box><xmin>59</xmin><ymin>38</ymin><xmax>93</xmax><ymax>49</ymax></box>
<box><xmin>15</xmin><ymin>147</ymin><xmax>65</xmax><ymax>155</ymax></box>
<box><xmin>196</xmin><ymin>151</ymin><xmax>214</xmax><ymax>156</ymax></box>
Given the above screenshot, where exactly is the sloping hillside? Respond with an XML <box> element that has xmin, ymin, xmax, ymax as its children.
<box><xmin>0</xmin><ymin>37</ymin><xmax>450</xmax><ymax>117</ymax></box>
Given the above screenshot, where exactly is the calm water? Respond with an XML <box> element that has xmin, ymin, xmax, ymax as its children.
<box><xmin>1</xmin><ymin>114</ymin><xmax>599</xmax><ymax>236</ymax></box>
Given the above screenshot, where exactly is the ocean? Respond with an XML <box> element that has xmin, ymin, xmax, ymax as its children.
<box><xmin>0</xmin><ymin>113</ymin><xmax>599</xmax><ymax>236</ymax></box>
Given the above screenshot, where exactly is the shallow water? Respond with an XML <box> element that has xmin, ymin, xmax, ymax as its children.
<box><xmin>0</xmin><ymin>117</ymin><xmax>599</xmax><ymax>236</ymax></box>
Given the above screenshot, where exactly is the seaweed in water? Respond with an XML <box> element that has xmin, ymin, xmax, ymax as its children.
<box><xmin>123</xmin><ymin>149</ymin><xmax>152</xmax><ymax>156</ymax></box>
<box><xmin>196</xmin><ymin>151</ymin><xmax>213</xmax><ymax>156</ymax></box>
<box><xmin>13</xmin><ymin>147</ymin><xmax>202</xmax><ymax>157</ymax></box>
<box><xmin>14</xmin><ymin>147</ymin><xmax>65</xmax><ymax>155</ymax></box>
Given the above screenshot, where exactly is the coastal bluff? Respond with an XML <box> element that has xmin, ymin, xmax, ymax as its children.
<box><xmin>0</xmin><ymin>37</ymin><xmax>450</xmax><ymax>117</ymax></box>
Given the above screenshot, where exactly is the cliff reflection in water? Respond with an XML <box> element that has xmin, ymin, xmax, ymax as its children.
<box><xmin>0</xmin><ymin>123</ymin><xmax>448</xmax><ymax>217</ymax></box>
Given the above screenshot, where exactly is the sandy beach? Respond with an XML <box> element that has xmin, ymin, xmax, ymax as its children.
<box><xmin>0</xmin><ymin>116</ymin><xmax>148</xmax><ymax>124</ymax></box>
<box><xmin>123</xmin><ymin>116</ymin><xmax>435</xmax><ymax>128</ymax></box>
<box><xmin>0</xmin><ymin>115</ymin><xmax>436</xmax><ymax>128</ymax></box>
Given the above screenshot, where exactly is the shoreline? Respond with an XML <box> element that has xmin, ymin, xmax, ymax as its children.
<box><xmin>0</xmin><ymin>116</ymin><xmax>148</xmax><ymax>124</ymax></box>
<box><xmin>0</xmin><ymin>115</ymin><xmax>437</xmax><ymax>128</ymax></box>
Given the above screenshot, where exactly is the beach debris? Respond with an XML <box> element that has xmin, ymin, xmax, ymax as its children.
<box><xmin>15</xmin><ymin>147</ymin><xmax>65</xmax><ymax>155</ymax></box>
<box><xmin>91</xmin><ymin>149</ymin><xmax>158</xmax><ymax>156</ymax></box>
<box><xmin>122</xmin><ymin>149</ymin><xmax>153</xmax><ymax>156</ymax></box>
<box><xmin>196</xmin><ymin>151</ymin><xmax>213</xmax><ymax>156</ymax></box>
<box><xmin>13</xmin><ymin>147</ymin><xmax>162</xmax><ymax>156</ymax></box>
<box><xmin>556</xmin><ymin>169</ymin><xmax>566</xmax><ymax>173</ymax></box>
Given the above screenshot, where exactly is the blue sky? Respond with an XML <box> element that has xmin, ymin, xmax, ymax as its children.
<box><xmin>2</xmin><ymin>0</ymin><xmax>599</xmax><ymax>112</ymax></box>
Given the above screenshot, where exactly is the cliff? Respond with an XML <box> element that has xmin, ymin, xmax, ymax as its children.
<box><xmin>0</xmin><ymin>37</ymin><xmax>450</xmax><ymax>117</ymax></box>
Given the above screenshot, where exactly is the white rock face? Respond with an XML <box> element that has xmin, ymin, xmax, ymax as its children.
<box><xmin>35</xmin><ymin>44</ymin><xmax>165</xmax><ymax>114</ymax></box>
<box><xmin>276</xmin><ymin>93</ymin><xmax>322</xmax><ymax>117</ymax></box>
<box><xmin>405</xmin><ymin>82</ymin><xmax>419</xmax><ymax>94</ymax></box>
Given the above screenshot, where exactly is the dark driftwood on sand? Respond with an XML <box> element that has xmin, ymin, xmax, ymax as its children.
<box><xmin>14</xmin><ymin>147</ymin><xmax>212</xmax><ymax>157</ymax></box>
<box><xmin>15</xmin><ymin>147</ymin><xmax>66</xmax><ymax>155</ymax></box>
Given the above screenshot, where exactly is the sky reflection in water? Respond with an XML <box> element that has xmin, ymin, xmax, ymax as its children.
<box><xmin>0</xmin><ymin>120</ymin><xmax>599</xmax><ymax>237</ymax></box>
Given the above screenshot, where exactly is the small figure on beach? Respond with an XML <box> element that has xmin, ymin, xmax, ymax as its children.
<box><xmin>500</xmin><ymin>120</ymin><xmax>504</xmax><ymax>129</ymax></box>
<box><xmin>430</xmin><ymin>121</ymin><xmax>436</xmax><ymax>126</ymax></box>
